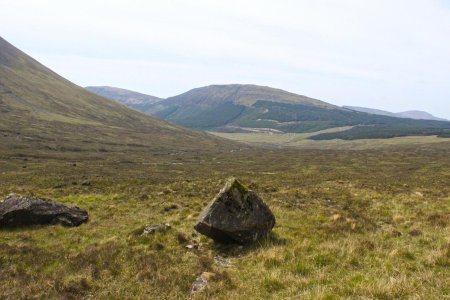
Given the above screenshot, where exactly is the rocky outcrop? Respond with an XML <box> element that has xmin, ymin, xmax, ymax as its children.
<box><xmin>0</xmin><ymin>194</ymin><xmax>88</xmax><ymax>227</ymax></box>
<box><xmin>194</xmin><ymin>178</ymin><xmax>275</xmax><ymax>244</ymax></box>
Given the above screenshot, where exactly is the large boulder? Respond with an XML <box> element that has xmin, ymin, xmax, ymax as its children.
<box><xmin>194</xmin><ymin>178</ymin><xmax>275</xmax><ymax>244</ymax></box>
<box><xmin>0</xmin><ymin>194</ymin><xmax>88</xmax><ymax>227</ymax></box>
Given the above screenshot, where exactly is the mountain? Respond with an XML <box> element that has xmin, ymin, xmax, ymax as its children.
<box><xmin>344</xmin><ymin>106</ymin><xmax>448</xmax><ymax>121</ymax></box>
<box><xmin>130</xmin><ymin>84</ymin><xmax>448</xmax><ymax>139</ymax></box>
<box><xmin>145</xmin><ymin>84</ymin><xmax>347</xmax><ymax>132</ymax></box>
<box><xmin>85</xmin><ymin>86</ymin><xmax>162</xmax><ymax>112</ymax></box>
<box><xmin>396</xmin><ymin>110</ymin><xmax>448</xmax><ymax>121</ymax></box>
<box><xmin>88</xmin><ymin>84</ymin><xmax>450</xmax><ymax>139</ymax></box>
<box><xmin>343</xmin><ymin>106</ymin><xmax>398</xmax><ymax>118</ymax></box>
<box><xmin>0</xmin><ymin>37</ymin><xmax>235</xmax><ymax>155</ymax></box>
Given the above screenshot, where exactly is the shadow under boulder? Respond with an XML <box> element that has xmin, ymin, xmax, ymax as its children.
<box><xmin>194</xmin><ymin>178</ymin><xmax>276</xmax><ymax>244</ymax></box>
<box><xmin>0</xmin><ymin>194</ymin><xmax>88</xmax><ymax>227</ymax></box>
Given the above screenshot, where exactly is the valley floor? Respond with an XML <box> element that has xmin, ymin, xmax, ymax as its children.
<box><xmin>211</xmin><ymin>130</ymin><xmax>450</xmax><ymax>150</ymax></box>
<box><xmin>0</xmin><ymin>142</ymin><xmax>449</xmax><ymax>299</ymax></box>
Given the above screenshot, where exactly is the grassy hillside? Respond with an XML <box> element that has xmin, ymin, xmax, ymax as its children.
<box><xmin>0</xmin><ymin>37</ymin><xmax>237</xmax><ymax>156</ymax></box>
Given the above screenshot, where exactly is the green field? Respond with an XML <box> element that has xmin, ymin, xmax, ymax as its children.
<box><xmin>1</xmin><ymin>141</ymin><xmax>449</xmax><ymax>299</ymax></box>
<box><xmin>212</xmin><ymin>130</ymin><xmax>450</xmax><ymax>150</ymax></box>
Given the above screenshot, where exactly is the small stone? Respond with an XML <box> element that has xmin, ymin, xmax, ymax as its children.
<box><xmin>325</xmin><ymin>199</ymin><xmax>337</xmax><ymax>206</ymax></box>
<box><xmin>191</xmin><ymin>272</ymin><xmax>215</xmax><ymax>293</ymax></box>
<box><xmin>185</xmin><ymin>244</ymin><xmax>198</xmax><ymax>250</ymax></box>
<box><xmin>214</xmin><ymin>255</ymin><xmax>233</xmax><ymax>268</ymax></box>
<box><xmin>141</xmin><ymin>223</ymin><xmax>171</xmax><ymax>236</ymax></box>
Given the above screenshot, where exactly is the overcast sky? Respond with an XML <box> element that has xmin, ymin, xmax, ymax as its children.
<box><xmin>1</xmin><ymin>0</ymin><xmax>450</xmax><ymax>118</ymax></box>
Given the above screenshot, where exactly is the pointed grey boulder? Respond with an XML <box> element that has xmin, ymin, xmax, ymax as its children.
<box><xmin>194</xmin><ymin>178</ymin><xmax>275</xmax><ymax>244</ymax></box>
<box><xmin>0</xmin><ymin>194</ymin><xmax>88</xmax><ymax>227</ymax></box>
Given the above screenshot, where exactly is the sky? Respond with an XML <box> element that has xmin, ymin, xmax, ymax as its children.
<box><xmin>1</xmin><ymin>0</ymin><xmax>450</xmax><ymax>118</ymax></box>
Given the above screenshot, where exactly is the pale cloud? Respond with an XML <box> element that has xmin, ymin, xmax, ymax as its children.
<box><xmin>1</xmin><ymin>0</ymin><xmax>449</xmax><ymax>118</ymax></box>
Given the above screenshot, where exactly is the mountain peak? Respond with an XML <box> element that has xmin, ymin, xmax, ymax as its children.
<box><xmin>177</xmin><ymin>84</ymin><xmax>336</xmax><ymax>108</ymax></box>
<box><xmin>396</xmin><ymin>110</ymin><xmax>448</xmax><ymax>121</ymax></box>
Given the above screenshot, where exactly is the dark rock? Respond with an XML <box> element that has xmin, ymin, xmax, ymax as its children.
<box><xmin>194</xmin><ymin>178</ymin><xmax>276</xmax><ymax>244</ymax></box>
<box><xmin>0</xmin><ymin>194</ymin><xmax>88</xmax><ymax>227</ymax></box>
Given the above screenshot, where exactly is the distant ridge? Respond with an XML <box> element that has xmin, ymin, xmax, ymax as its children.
<box><xmin>344</xmin><ymin>106</ymin><xmax>448</xmax><ymax>121</ymax></box>
<box><xmin>85</xmin><ymin>86</ymin><xmax>162</xmax><ymax>112</ymax></box>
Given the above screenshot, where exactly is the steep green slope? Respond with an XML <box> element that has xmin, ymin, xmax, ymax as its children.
<box><xmin>0</xmin><ymin>37</ymin><xmax>236</xmax><ymax>155</ymax></box>
<box><xmin>85</xmin><ymin>86</ymin><xmax>162</xmax><ymax>112</ymax></box>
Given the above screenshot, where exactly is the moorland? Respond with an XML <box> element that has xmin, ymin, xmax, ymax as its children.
<box><xmin>1</xmin><ymin>139</ymin><xmax>449</xmax><ymax>299</ymax></box>
<box><xmin>0</xmin><ymin>36</ymin><xmax>449</xmax><ymax>299</ymax></box>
